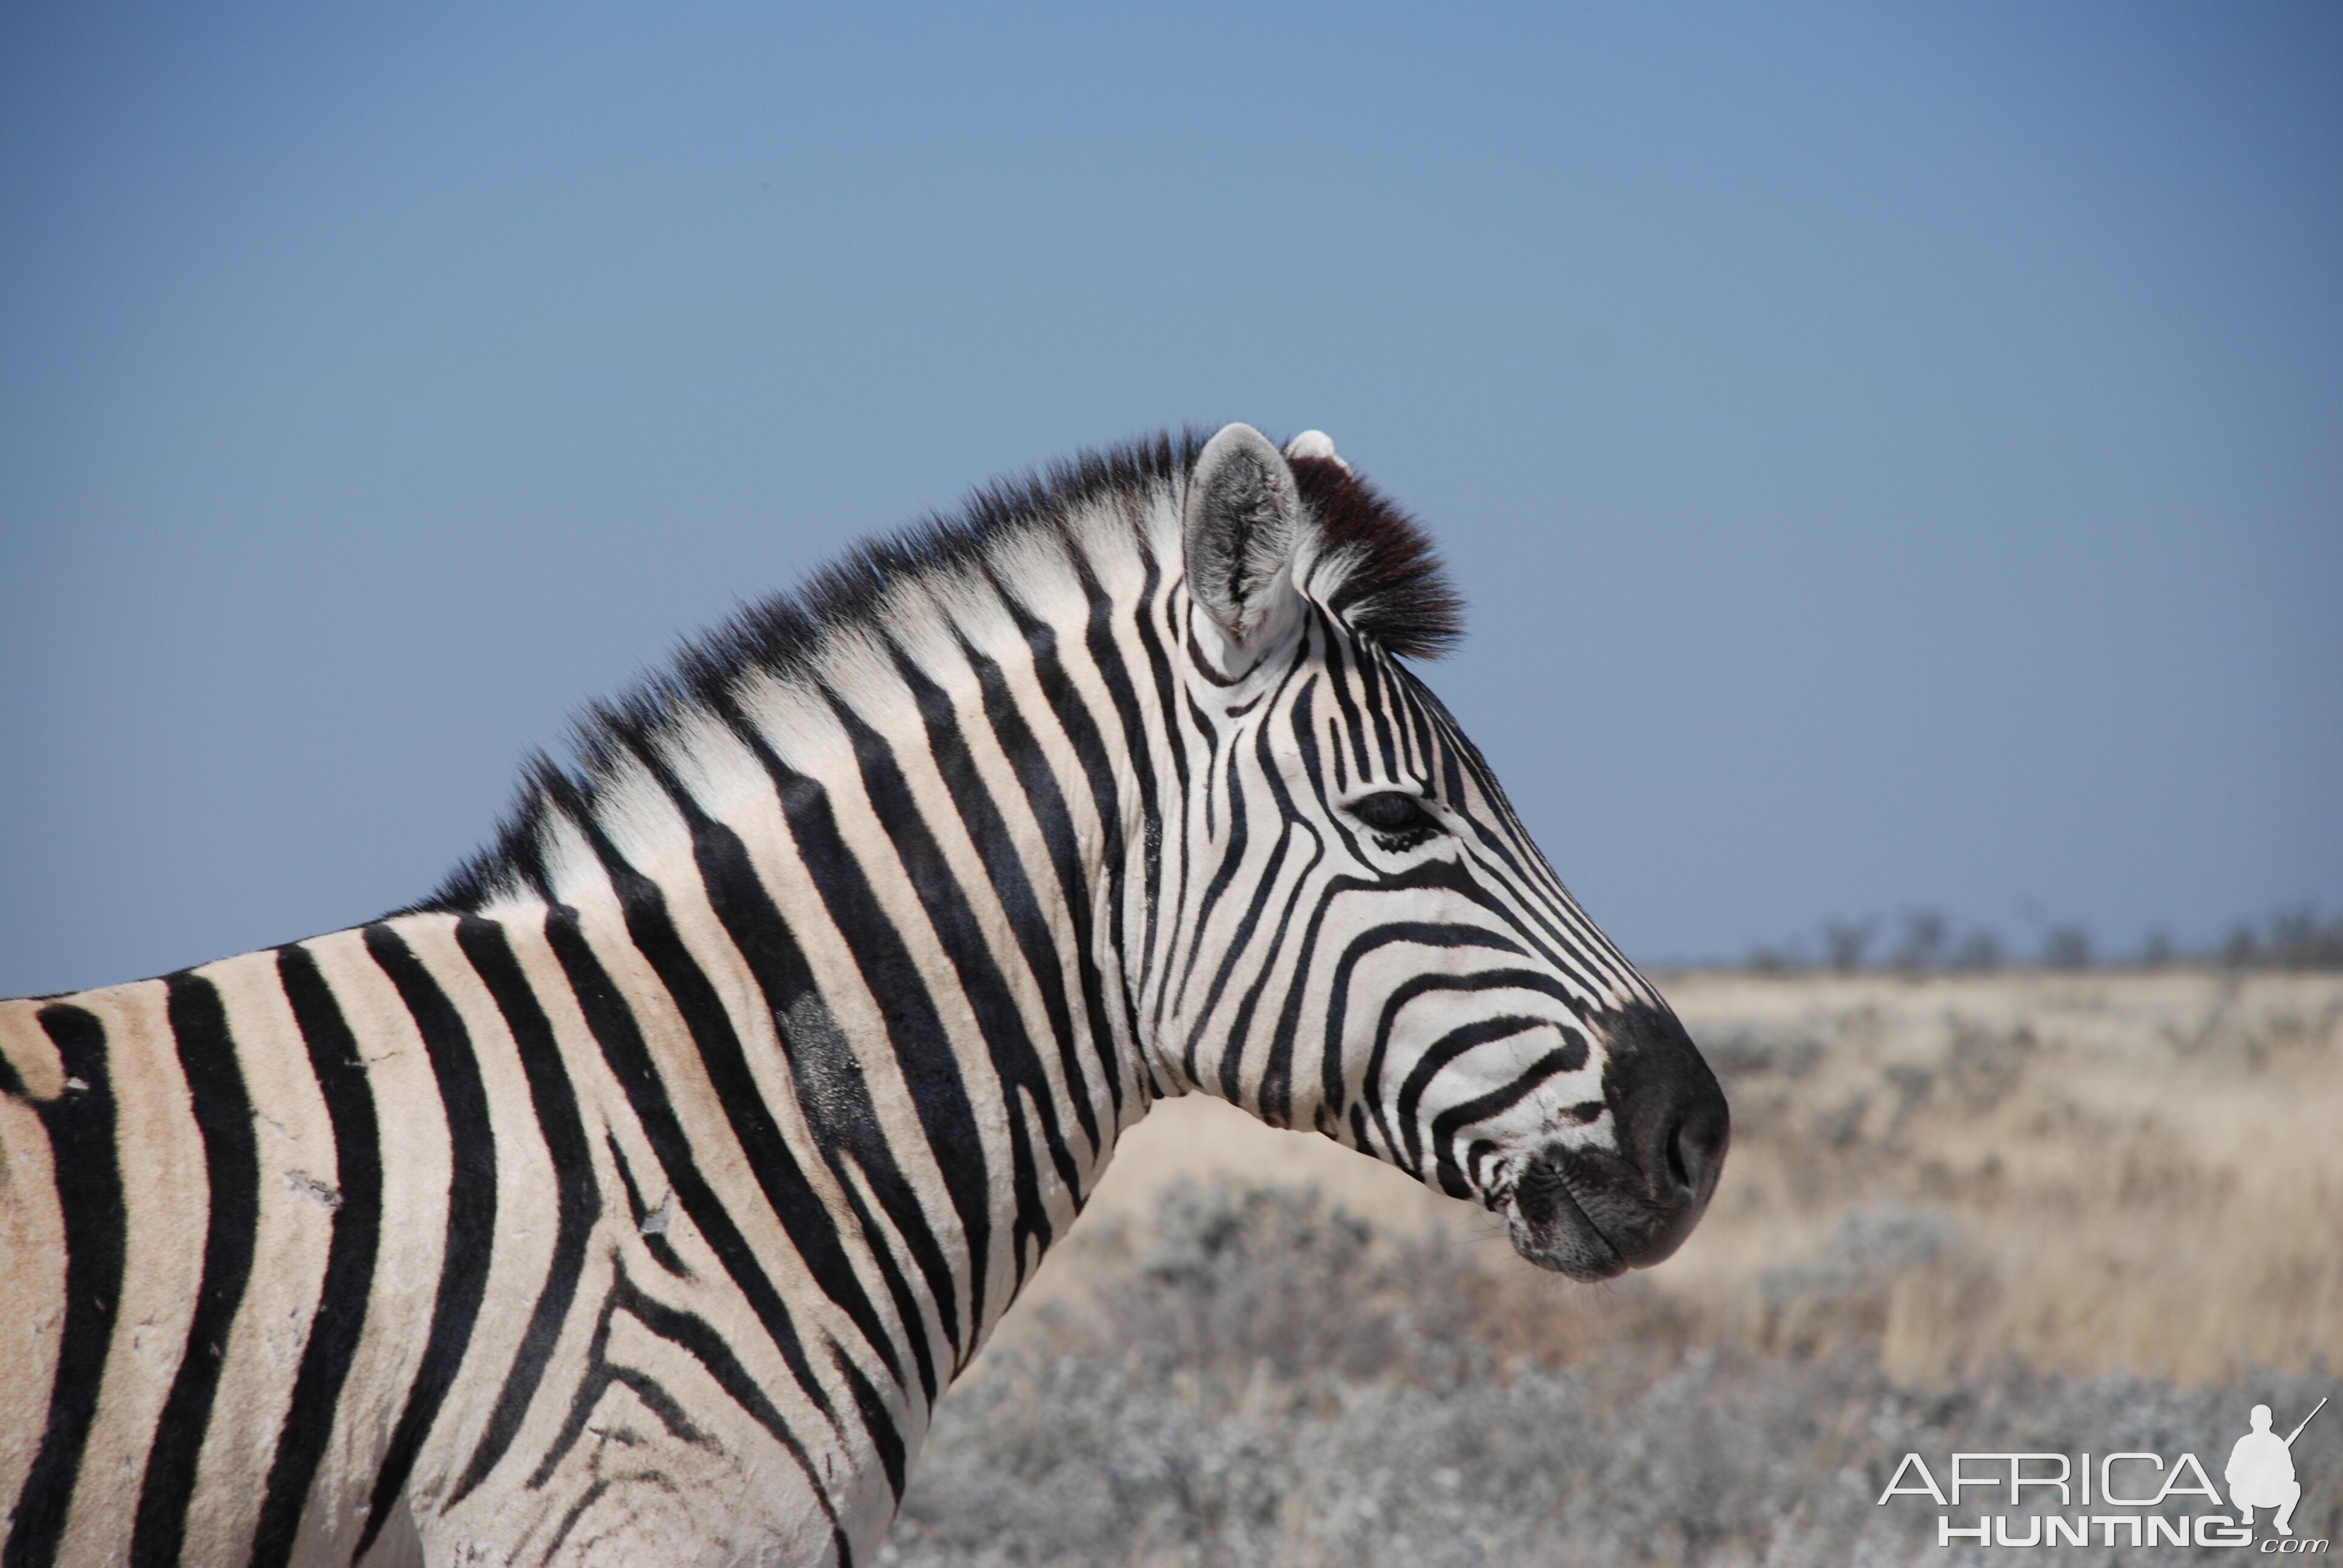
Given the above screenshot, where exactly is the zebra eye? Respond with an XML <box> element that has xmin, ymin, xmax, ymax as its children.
<box><xmin>1351</xmin><ymin>791</ymin><xmax>1437</xmax><ymax>837</ymax></box>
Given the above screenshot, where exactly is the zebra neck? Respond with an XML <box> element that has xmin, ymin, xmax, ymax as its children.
<box><xmin>664</xmin><ymin>546</ymin><xmax>1173</xmax><ymax>1342</ymax></box>
<box><xmin>470</xmin><ymin>497</ymin><xmax>1192</xmax><ymax>1356</ymax></box>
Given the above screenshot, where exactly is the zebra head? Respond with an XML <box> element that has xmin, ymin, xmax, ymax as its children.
<box><xmin>1149</xmin><ymin>423</ymin><xmax>1728</xmax><ymax>1281</ymax></box>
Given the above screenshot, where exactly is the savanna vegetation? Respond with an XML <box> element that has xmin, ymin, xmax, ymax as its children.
<box><xmin>885</xmin><ymin>968</ymin><xmax>2343</xmax><ymax>1566</ymax></box>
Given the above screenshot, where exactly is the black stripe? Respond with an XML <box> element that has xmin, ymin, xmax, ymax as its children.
<box><xmin>825</xmin><ymin>686</ymin><xmax>1078</xmax><ymax>1283</ymax></box>
<box><xmin>1188</xmin><ymin>656</ymin><xmax>1317</xmax><ymax>1100</ymax></box>
<box><xmin>1279</xmin><ymin>679</ymin><xmax>1388</xmax><ymax>1134</ymax></box>
<box><xmin>1173</xmin><ymin>636</ymin><xmax>1314</xmax><ymax>1056</ymax></box>
<box><xmin>1393</xmin><ymin>665</ymin><xmax>1442</xmax><ymax>785</ymax></box>
<box><xmin>1244</xmin><ymin>683</ymin><xmax>1340</xmax><ymax>1126</ymax></box>
<box><xmin>1121</xmin><ymin>540</ymin><xmax>1190</xmax><ymax>1006</ymax></box>
<box><xmin>1213</xmin><ymin>831</ymin><xmax>1323</xmax><ymax>1123</ymax></box>
<box><xmin>831</xmin><ymin>1338</ymin><xmax>907</xmax><ymax>1501</ymax></box>
<box><xmin>885</xmin><ymin>638</ymin><xmax>1103</xmax><ymax>1163</ymax></box>
<box><xmin>1185</xmin><ymin>688</ymin><xmax>1220</xmax><ymax>843</ymax></box>
<box><xmin>1394</xmin><ymin>1014</ymin><xmax>1576</xmax><ymax>1177</ymax></box>
<box><xmin>1069</xmin><ymin>548</ymin><xmax>1164</xmax><ymax>1032</ymax></box>
<box><xmin>606</xmin><ymin>1131</ymin><xmax>690</xmax><ymax>1278</ymax></box>
<box><xmin>958</xmin><ymin>630</ymin><xmax>1129</xmax><ymax>1122</ymax></box>
<box><xmin>251</xmin><ymin>945</ymin><xmax>384</xmax><ymax>1568</ymax></box>
<box><xmin>1354</xmin><ymin>631</ymin><xmax>1403</xmax><ymax>780</ymax></box>
<box><xmin>560</xmin><ymin>787</ymin><xmax>909</xmax><ymax>1402</ymax></box>
<box><xmin>130</xmin><ymin>976</ymin><xmax>259</xmax><ymax>1568</ymax></box>
<box><xmin>1430</xmin><ymin>1043</ymin><xmax>1591</xmax><ymax>1194</ymax></box>
<box><xmin>448</xmin><ymin>915</ymin><xmax>604</xmax><ymax>1507</ymax></box>
<box><xmin>729</xmin><ymin>720</ymin><xmax>997</xmax><ymax>1368</ymax></box>
<box><xmin>539</xmin><ymin>901</ymin><xmax>845</xmax><ymax>1428</ymax></box>
<box><xmin>676</xmin><ymin>799</ymin><xmax>948</xmax><ymax>1405</ymax></box>
<box><xmin>1362</xmin><ymin>967</ymin><xmax>1582</xmax><ymax>1163</ymax></box>
<box><xmin>2</xmin><ymin>1006</ymin><xmax>123</xmax><ymax>1568</ymax></box>
<box><xmin>528</xmin><ymin>1274</ymin><xmax>714</xmax><ymax>1490</ymax></box>
<box><xmin>353</xmin><ymin>924</ymin><xmax>499</xmax><ymax>1561</ymax></box>
<box><xmin>594</xmin><ymin>1266</ymin><xmax>851</xmax><ymax>1561</ymax></box>
<box><xmin>602</xmin><ymin>740</ymin><xmax>927</xmax><ymax>1390</ymax></box>
<box><xmin>1158</xmin><ymin>680</ymin><xmax>1225</xmax><ymax>1044</ymax></box>
<box><xmin>982</xmin><ymin>560</ymin><xmax>1145</xmax><ymax>1110</ymax></box>
<box><xmin>1319</xmin><ymin>613</ymin><xmax>1378</xmax><ymax>796</ymax></box>
<box><xmin>1316</xmin><ymin>916</ymin><xmax>1529</xmax><ymax>1155</ymax></box>
<box><xmin>1173</xmin><ymin>714</ymin><xmax>1250</xmax><ymax>1034</ymax></box>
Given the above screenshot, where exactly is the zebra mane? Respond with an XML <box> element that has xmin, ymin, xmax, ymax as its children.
<box><xmin>413</xmin><ymin>428</ymin><xmax>1463</xmax><ymax>915</ymax></box>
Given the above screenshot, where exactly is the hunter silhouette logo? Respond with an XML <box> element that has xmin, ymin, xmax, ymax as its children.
<box><xmin>2232</xmin><ymin>1399</ymin><xmax>2325</xmax><ymax>1538</ymax></box>
<box><xmin>1876</xmin><ymin>1393</ymin><xmax>2330</xmax><ymax>1550</ymax></box>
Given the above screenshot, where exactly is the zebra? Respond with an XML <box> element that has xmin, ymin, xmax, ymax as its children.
<box><xmin>1</xmin><ymin>423</ymin><xmax>1727</xmax><ymax>1568</ymax></box>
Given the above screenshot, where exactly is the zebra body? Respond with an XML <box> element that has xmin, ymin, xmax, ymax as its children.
<box><xmin>1</xmin><ymin>426</ymin><xmax>1727</xmax><ymax>1567</ymax></box>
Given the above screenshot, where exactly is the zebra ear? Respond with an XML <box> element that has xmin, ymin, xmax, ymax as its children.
<box><xmin>1184</xmin><ymin>422</ymin><xmax>1305</xmax><ymax>649</ymax></box>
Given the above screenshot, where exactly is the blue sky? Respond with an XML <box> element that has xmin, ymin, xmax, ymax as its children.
<box><xmin>3</xmin><ymin>4</ymin><xmax>2338</xmax><ymax>994</ymax></box>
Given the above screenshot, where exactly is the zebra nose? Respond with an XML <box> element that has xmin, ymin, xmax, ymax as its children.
<box><xmin>1604</xmin><ymin>1003</ymin><xmax>1729</xmax><ymax>1256</ymax></box>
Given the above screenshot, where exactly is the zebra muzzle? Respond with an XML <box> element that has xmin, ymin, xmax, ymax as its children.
<box><xmin>1505</xmin><ymin>1005</ymin><xmax>1729</xmax><ymax>1280</ymax></box>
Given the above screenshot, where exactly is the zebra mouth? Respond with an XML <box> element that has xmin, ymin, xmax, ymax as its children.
<box><xmin>1502</xmin><ymin>1155</ymin><xmax>1629</xmax><ymax>1281</ymax></box>
<box><xmin>1495</xmin><ymin>1002</ymin><xmax>1729</xmax><ymax>1281</ymax></box>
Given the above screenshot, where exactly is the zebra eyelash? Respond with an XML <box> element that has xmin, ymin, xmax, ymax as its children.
<box><xmin>1349</xmin><ymin>790</ymin><xmax>1443</xmax><ymax>849</ymax></box>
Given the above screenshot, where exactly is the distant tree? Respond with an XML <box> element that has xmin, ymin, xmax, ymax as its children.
<box><xmin>2041</xmin><ymin>924</ymin><xmax>2093</xmax><ymax>970</ymax></box>
<box><xmin>1951</xmin><ymin>929</ymin><xmax>2004</xmax><ymax>972</ymax></box>
<box><xmin>1823</xmin><ymin>918</ymin><xmax>1876</xmax><ymax>973</ymax></box>
<box><xmin>1731</xmin><ymin>906</ymin><xmax>2342</xmax><ymax>975</ymax></box>
<box><xmin>1892</xmin><ymin>909</ymin><xmax>1948</xmax><ymax>972</ymax></box>
<box><xmin>2264</xmin><ymin>904</ymin><xmax>2343</xmax><ymax>969</ymax></box>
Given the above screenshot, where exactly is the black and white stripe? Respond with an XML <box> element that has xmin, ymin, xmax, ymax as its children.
<box><xmin>1</xmin><ymin>424</ymin><xmax>1726</xmax><ymax>1567</ymax></box>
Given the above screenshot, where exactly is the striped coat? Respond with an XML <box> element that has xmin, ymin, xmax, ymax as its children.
<box><xmin>1</xmin><ymin>425</ymin><xmax>1726</xmax><ymax>1567</ymax></box>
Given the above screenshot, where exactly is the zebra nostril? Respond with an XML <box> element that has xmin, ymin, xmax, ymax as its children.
<box><xmin>1665</xmin><ymin>1122</ymin><xmax>1691</xmax><ymax>1192</ymax></box>
<box><xmin>1662</xmin><ymin>1099</ymin><xmax>1727</xmax><ymax>1202</ymax></box>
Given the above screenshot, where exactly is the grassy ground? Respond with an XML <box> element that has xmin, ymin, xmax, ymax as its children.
<box><xmin>885</xmin><ymin>970</ymin><xmax>2342</xmax><ymax>1566</ymax></box>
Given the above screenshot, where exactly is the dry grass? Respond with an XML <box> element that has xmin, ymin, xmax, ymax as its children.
<box><xmin>1660</xmin><ymin>968</ymin><xmax>2343</xmax><ymax>1382</ymax></box>
<box><xmin>884</xmin><ymin>970</ymin><xmax>2343</xmax><ymax>1566</ymax></box>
